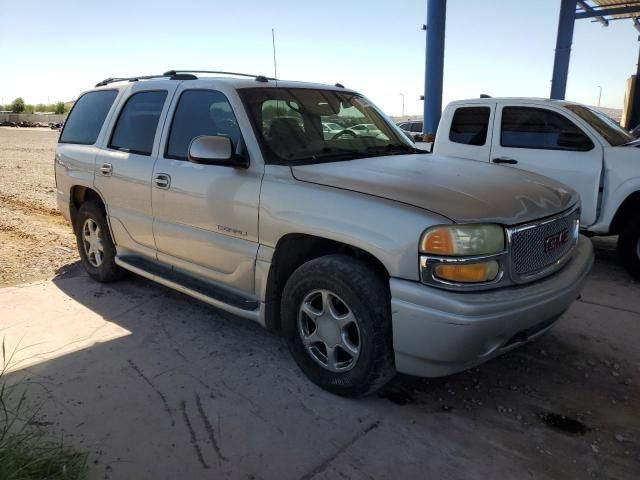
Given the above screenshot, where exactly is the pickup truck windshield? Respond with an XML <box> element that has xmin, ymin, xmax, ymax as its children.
<box><xmin>239</xmin><ymin>87</ymin><xmax>419</xmax><ymax>164</ymax></box>
<box><xmin>564</xmin><ymin>104</ymin><xmax>632</xmax><ymax>147</ymax></box>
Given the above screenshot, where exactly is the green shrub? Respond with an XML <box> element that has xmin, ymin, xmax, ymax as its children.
<box><xmin>0</xmin><ymin>339</ymin><xmax>88</xmax><ymax>480</ymax></box>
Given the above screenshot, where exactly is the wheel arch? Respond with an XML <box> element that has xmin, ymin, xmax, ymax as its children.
<box><xmin>609</xmin><ymin>191</ymin><xmax>640</xmax><ymax>235</ymax></box>
<box><xmin>262</xmin><ymin>233</ymin><xmax>390</xmax><ymax>332</ymax></box>
<box><xmin>69</xmin><ymin>185</ymin><xmax>107</xmax><ymax>232</ymax></box>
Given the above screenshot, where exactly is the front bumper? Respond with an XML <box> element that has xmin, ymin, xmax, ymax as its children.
<box><xmin>390</xmin><ymin>235</ymin><xmax>594</xmax><ymax>377</ymax></box>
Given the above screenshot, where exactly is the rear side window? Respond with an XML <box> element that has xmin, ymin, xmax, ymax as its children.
<box><xmin>59</xmin><ymin>90</ymin><xmax>118</xmax><ymax>145</ymax></box>
<box><xmin>410</xmin><ymin>122</ymin><xmax>423</xmax><ymax>133</ymax></box>
<box><xmin>501</xmin><ymin>107</ymin><xmax>594</xmax><ymax>151</ymax></box>
<box><xmin>449</xmin><ymin>107</ymin><xmax>490</xmax><ymax>146</ymax></box>
<box><xmin>166</xmin><ymin>90</ymin><xmax>241</xmax><ymax>160</ymax></box>
<box><xmin>109</xmin><ymin>91</ymin><xmax>167</xmax><ymax>156</ymax></box>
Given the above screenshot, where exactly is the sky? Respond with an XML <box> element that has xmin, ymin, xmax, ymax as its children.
<box><xmin>0</xmin><ymin>0</ymin><xmax>637</xmax><ymax>116</ymax></box>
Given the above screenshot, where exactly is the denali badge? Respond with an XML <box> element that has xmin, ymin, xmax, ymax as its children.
<box><xmin>544</xmin><ymin>228</ymin><xmax>569</xmax><ymax>253</ymax></box>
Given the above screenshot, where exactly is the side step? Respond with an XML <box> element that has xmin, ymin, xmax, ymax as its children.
<box><xmin>115</xmin><ymin>256</ymin><xmax>260</xmax><ymax>322</ymax></box>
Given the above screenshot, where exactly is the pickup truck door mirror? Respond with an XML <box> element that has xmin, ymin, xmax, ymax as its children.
<box><xmin>188</xmin><ymin>135</ymin><xmax>248</xmax><ymax>167</ymax></box>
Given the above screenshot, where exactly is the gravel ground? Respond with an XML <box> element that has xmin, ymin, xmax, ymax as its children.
<box><xmin>0</xmin><ymin>127</ymin><xmax>77</xmax><ymax>286</ymax></box>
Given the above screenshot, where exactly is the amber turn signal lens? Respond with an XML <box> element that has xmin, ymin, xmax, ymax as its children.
<box><xmin>434</xmin><ymin>261</ymin><xmax>499</xmax><ymax>283</ymax></box>
<box><xmin>421</xmin><ymin>227</ymin><xmax>454</xmax><ymax>255</ymax></box>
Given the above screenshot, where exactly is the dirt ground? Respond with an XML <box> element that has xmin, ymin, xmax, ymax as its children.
<box><xmin>1</xmin><ymin>127</ymin><xmax>639</xmax><ymax>479</ymax></box>
<box><xmin>0</xmin><ymin>127</ymin><xmax>77</xmax><ymax>286</ymax></box>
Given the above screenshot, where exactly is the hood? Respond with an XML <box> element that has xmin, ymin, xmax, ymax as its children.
<box><xmin>291</xmin><ymin>154</ymin><xmax>578</xmax><ymax>225</ymax></box>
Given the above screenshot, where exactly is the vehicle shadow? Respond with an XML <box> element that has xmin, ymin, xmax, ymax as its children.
<box><xmin>3</xmin><ymin>237</ymin><xmax>638</xmax><ymax>479</ymax></box>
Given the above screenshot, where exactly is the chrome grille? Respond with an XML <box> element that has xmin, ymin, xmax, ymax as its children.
<box><xmin>509</xmin><ymin>208</ymin><xmax>579</xmax><ymax>278</ymax></box>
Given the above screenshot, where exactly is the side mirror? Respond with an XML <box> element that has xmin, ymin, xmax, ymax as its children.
<box><xmin>188</xmin><ymin>135</ymin><xmax>247</xmax><ymax>167</ymax></box>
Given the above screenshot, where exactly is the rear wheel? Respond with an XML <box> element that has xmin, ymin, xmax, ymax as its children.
<box><xmin>281</xmin><ymin>255</ymin><xmax>395</xmax><ymax>396</ymax></box>
<box><xmin>75</xmin><ymin>202</ymin><xmax>125</xmax><ymax>282</ymax></box>
<box><xmin>618</xmin><ymin>216</ymin><xmax>640</xmax><ymax>281</ymax></box>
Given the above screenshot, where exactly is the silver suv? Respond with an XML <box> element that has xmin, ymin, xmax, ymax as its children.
<box><xmin>55</xmin><ymin>70</ymin><xmax>594</xmax><ymax>396</ymax></box>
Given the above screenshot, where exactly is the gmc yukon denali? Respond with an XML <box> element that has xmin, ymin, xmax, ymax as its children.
<box><xmin>55</xmin><ymin>71</ymin><xmax>594</xmax><ymax>396</ymax></box>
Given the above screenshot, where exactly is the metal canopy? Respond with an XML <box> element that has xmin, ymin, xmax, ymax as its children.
<box><xmin>422</xmin><ymin>1</ymin><xmax>640</xmax><ymax>136</ymax></box>
<box><xmin>577</xmin><ymin>1</ymin><xmax>640</xmax><ymax>30</ymax></box>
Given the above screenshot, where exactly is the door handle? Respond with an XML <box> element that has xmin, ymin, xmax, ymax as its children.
<box><xmin>99</xmin><ymin>163</ymin><xmax>113</xmax><ymax>176</ymax></box>
<box><xmin>153</xmin><ymin>173</ymin><xmax>171</xmax><ymax>189</ymax></box>
<box><xmin>492</xmin><ymin>157</ymin><xmax>518</xmax><ymax>165</ymax></box>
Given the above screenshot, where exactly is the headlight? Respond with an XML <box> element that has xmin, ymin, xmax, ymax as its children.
<box><xmin>420</xmin><ymin>224</ymin><xmax>505</xmax><ymax>256</ymax></box>
<box><xmin>420</xmin><ymin>224</ymin><xmax>505</xmax><ymax>284</ymax></box>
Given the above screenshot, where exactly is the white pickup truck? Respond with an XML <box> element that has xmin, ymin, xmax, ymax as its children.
<box><xmin>432</xmin><ymin>98</ymin><xmax>640</xmax><ymax>278</ymax></box>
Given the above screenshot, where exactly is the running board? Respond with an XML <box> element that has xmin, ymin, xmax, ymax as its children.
<box><xmin>115</xmin><ymin>256</ymin><xmax>260</xmax><ymax>322</ymax></box>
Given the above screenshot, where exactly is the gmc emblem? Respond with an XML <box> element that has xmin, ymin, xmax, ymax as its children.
<box><xmin>544</xmin><ymin>228</ymin><xmax>570</xmax><ymax>253</ymax></box>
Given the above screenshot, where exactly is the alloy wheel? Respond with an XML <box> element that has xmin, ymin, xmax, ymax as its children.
<box><xmin>297</xmin><ymin>289</ymin><xmax>361</xmax><ymax>372</ymax></box>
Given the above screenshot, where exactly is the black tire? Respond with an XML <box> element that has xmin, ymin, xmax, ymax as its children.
<box><xmin>281</xmin><ymin>254</ymin><xmax>395</xmax><ymax>396</ymax></box>
<box><xmin>618</xmin><ymin>215</ymin><xmax>640</xmax><ymax>280</ymax></box>
<box><xmin>74</xmin><ymin>201</ymin><xmax>125</xmax><ymax>282</ymax></box>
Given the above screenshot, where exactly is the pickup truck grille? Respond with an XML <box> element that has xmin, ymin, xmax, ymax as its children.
<box><xmin>509</xmin><ymin>208</ymin><xmax>579</xmax><ymax>280</ymax></box>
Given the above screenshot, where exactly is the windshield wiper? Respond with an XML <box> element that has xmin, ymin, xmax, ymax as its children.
<box><xmin>290</xmin><ymin>148</ymin><xmax>370</xmax><ymax>164</ymax></box>
<box><xmin>365</xmin><ymin>144</ymin><xmax>425</xmax><ymax>154</ymax></box>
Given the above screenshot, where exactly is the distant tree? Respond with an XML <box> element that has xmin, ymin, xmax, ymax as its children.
<box><xmin>24</xmin><ymin>104</ymin><xmax>34</xmax><ymax>114</ymax></box>
<box><xmin>54</xmin><ymin>102</ymin><xmax>65</xmax><ymax>114</ymax></box>
<box><xmin>35</xmin><ymin>103</ymin><xmax>47</xmax><ymax>113</ymax></box>
<box><xmin>11</xmin><ymin>97</ymin><xmax>25</xmax><ymax>113</ymax></box>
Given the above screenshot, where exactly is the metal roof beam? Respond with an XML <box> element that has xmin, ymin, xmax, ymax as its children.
<box><xmin>575</xmin><ymin>4</ymin><xmax>640</xmax><ymax>19</ymax></box>
<box><xmin>576</xmin><ymin>0</ymin><xmax>609</xmax><ymax>26</ymax></box>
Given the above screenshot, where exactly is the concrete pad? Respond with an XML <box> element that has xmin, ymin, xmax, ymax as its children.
<box><xmin>1</xmin><ymin>244</ymin><xmax>639</xmax><ymax>479</ymax></box>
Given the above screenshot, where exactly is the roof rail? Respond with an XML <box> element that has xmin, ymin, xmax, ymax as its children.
<box><xmin>95</xmin><ymin>70</ymin><xmax>276</xmax><ymax>88</ymax></box>
<box><xmin>95</xmin><ymin>74</ymin><xmax>171</xmax><ymax>87</ymax></box>
<box><xmin>163</xmin><ymin>70</ymin><xmax>277</xmax><ymax>81</ymax></box>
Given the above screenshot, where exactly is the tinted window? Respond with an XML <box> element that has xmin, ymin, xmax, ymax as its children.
<box><xmin>109</xmin><ymin>91</ymin><xmax>167</xmax><ymax>155</ymax></box>
<box><xmin>449</xmin><ymin>107</ymin><xmax>490</xmax><ymax>146</ymax></box>
<box><xmin>59</xmin><ymin>90</ymin><xmax>118</xmax><ymax>145</ymax></box>
<box><xmin>167</xmin><ymin>90</ymin><xmax>241</xmax><ymax>160</ymax></box>
<box><xmin>501</xmin><ymin>107</ymin><xmax>593</xmax><ymax>151</ymax></box>
<box><xmin>410</xmin><ymin>122</ymin><xmax>423</xmax><ymax>132</ymax></box>
<box><xmin>564</xmin><ymin>104</ymin><xmax>631</xmax><ymax>147</ymax></box>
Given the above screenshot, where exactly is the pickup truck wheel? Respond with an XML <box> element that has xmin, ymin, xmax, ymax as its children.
<box><xmin>281</xmin><ymin>254</ymin><xmax>395</xmax><ymax>396</ymax></box>
<box><xmin>75</xmin><ymin>202</ymin><xmax>124</xmax><ymax>282</ymax></box>
<box><xmin>618</xmin><ymin>216</ymin><xmax>640</xmax><ymax>280</ymax></box>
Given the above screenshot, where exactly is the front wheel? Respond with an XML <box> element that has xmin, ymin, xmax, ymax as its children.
<box><xmin>281</xmin><ymin>255</ymin><xmax>395</xmax><ymax>396</ymax></box>
<box><xmin>618</xmin><ymin>215</ymin><xmax>640</xmax><ymax>280</ymax></box>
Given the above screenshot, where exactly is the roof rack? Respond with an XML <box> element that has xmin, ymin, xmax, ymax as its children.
<box><xmin>95</xmin><ymin>74</ymin><xmax>168</xmax><ymax>87</ymax></box>
<box><xmin>95</xmin><ymin>70</ymin><xmax>276</xmax><ymax>88</ymax></box>
<box><xmin>163</xmin><ymin>70</ymin><xmax>277</xmax><ymax>81</ymax></box>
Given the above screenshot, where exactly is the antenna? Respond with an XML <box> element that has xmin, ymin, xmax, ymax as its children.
<box><xmin>271</xmin><ymin>28</ymin><xmax>278</xmax><ymax>86</ymax></box>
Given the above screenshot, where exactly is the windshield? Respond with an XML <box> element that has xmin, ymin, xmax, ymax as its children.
<box><xmin>239</xmin><ymin>87</ymin><xmax>419</xmax><ymax>164</ymax></box>
<box><xmin>564</xmin><ymin>104</ymin><xmax>632</xmax><ymax>147</ymax></box>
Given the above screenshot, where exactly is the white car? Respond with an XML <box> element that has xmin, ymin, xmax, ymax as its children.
<box><xmin>433</xmin><ymin>97</ymin><xmax>640</xmax><ymax>278</ymax></box>
<box><xmin>348</xmin><ymin>123</ymin><xmax>383</xmax><ymax>137</ymax></box>
<box><xmin>322</xmin><ymin>121</ymin><xmax>344</xmax><ymax>139</ymax></box>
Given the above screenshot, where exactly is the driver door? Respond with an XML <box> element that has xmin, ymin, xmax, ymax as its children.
<box><xmin>151</xmin><ymin>87</ymin><xmax>262</xmax><ymax>294</ymax></box>
<box><xmin>490</xmin><ymin>105</ymin><xmax>603</xmax><ymax>226</ymax></box>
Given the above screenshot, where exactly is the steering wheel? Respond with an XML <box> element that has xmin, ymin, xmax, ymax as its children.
<box><xmin>330</xmin><ymin>129</ymin><xmax>358</xmax><ymax>140</ymax></box>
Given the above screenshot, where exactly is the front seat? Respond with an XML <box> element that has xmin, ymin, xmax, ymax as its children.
<box><xmin>268</xmin><ymin>117</ymin><xmax>306</xmax><ymax>157</ymax></box>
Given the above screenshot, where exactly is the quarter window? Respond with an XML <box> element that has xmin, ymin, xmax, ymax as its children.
<box><xmin>59</xmin><ymin>90</ymin><xmax>118</xmax><ymax>145</ymax></box>
<box><xmin>167</xmin><ymin>90</ymin><xmax>241</xmax><ymax>160</ymax></box>
<box><xmin>109</xmin><ymin>91</ymin><xmax>167</xmax><ymax>156</ymax></box>
<box><xmin>449</xmin><ymin>107</ymin><xmax>490</xmax><ymax>146</ymax></box>
<box><xmin>501</xmin><ymin>107</ymin><xmax>593</xmax><ymax>151</ymax></box>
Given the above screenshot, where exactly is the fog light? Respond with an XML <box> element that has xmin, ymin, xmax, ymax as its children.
<box><xmin>434</xmin><ymin>261</ymin><xmax>499</xmax><ymax>283</ymax></box>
